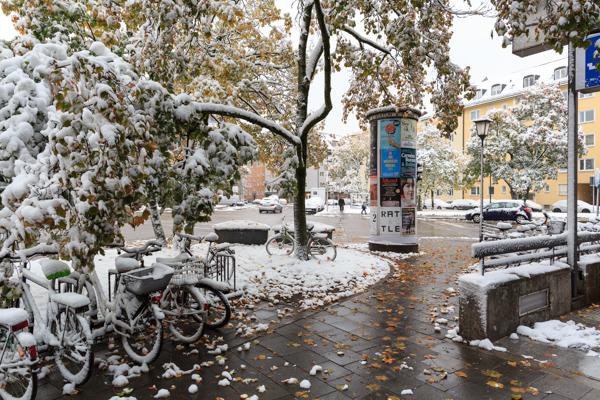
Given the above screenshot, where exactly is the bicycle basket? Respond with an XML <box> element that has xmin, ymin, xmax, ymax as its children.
<box><xmin>170</xmin><ymin>262</ymin><xmax>202</xmax><ymax>286</ymax></box>
<box><xmin>122</xmin><ymin>263</ymin><xmax>174</xmax><ymax>296</ymax></box>
<box><xmin>548</xmin><ymin>220</ymin><xmax>566</xmax><ymax>235</ymax></box>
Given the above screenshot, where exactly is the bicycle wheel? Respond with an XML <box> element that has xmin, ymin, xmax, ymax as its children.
<box><xmin>308</xmin><ymin>237</ymin><xmax>337</xmax><ymax>261</ymax></box>
<box><xmin>121</xmin><ymin>300</ymin><xmax>163</xmax><ymax>365</ymax></box>
<box><xmin>51</xmin><ymin>309</ymin><xmax>94</xmax><ymax>386</ymax></box>
<box><xmin>0</xmin><ymin>327</ymin><xmax>37</xmax><ymax>400</ymax></box>
<box><xmin>195</xmin><ymin>283</ymin><xmax>231</xmax><ymax>329</ymax></box>
<box><xmin>160</xmin><ymin>286</ymin><xmax>205</xmax><ymax>343</ymax></box>
<box><xmin>266</xmin><ymin>234</ymin><xmax>295</xmax><ymax>256</ymax></box>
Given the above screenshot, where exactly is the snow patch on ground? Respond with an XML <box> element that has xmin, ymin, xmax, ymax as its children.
<box><xmin>517</xmin><ymin>320</ymin><xmax>600</xmax><ymax>350</ymax></box>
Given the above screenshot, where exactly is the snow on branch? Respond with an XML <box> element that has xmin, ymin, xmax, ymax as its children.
<box><xmin>300</xmin><ymin>0</ymin><xmax>332</xmax><ymax>138</ymax></box>
<box><xmin>341</xmin><ymin>26</ymin><xmax>392</xmax><ymax>56</ymax></box>
<box><xmin>305</xmin><ymin>38</ymin><xmax>323</xmax><ymax>81</ymax></box>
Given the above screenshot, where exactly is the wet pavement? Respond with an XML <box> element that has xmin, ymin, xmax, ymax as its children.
<box><xmin>39</xmin><ymin>238</ymin><xmax>600</xmax><ymax>399</ymax></box>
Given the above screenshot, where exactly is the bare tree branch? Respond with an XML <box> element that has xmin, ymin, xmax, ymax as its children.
<box><xmin>300</xmin><ymin>0</ymin><xmax>332</xmax><ymax>138</ymax></box>
<box><xmin>341</xmin><ymin>26</ymin><xmax>392</xmax><ymax>55</ymax></box>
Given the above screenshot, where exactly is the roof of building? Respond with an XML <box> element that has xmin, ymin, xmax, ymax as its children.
<box><xmin>465</xmin><ymin>57</ymin><xmax>567</xmax><ymax>108</ymax></box>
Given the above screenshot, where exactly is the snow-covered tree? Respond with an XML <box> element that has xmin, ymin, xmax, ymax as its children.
<box><xmin>465</xmin><ymin>83</ymin><xmax>584</xmax><ymax>202</ymax></box>
<box><xmin>329</xmin><ymin>133</ymin><xmax>369</xmax><ymax>194</ymax></box>
<box><xmin>417</xmin><ymin>125</ymin><xmax>463</xmax><ymax>208</ymax></box>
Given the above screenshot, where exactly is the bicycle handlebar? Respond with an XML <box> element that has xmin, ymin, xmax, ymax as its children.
<box><xmin>120</xmin><ymin>240</ymin><xmax>163</xmax><ymax>255</ymax></box>
<box><xmin>174</xmin><ymin>232</ymin><xmax>205</xmax><ymax>242</ymax></box>
<box><xmin>0</xmin><ymin>244</ymin><xmax>59</xmax><ymax>261</ymax></box>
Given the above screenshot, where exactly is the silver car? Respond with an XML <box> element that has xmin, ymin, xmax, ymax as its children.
<box><xmin>259</xmin><ymin>199</ymin><xmax>283</xmax><ymax>213</ymax></box>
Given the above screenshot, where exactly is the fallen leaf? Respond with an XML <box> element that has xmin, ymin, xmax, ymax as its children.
<box><xmin>455</xmin><ymin>371</ymin><xmax>468</xmax><ymax>378</ymax></box>
<box><xmin>486</xmin><ymin>381</ymin><xmax>505</xmax><ymax>389</ymax></box>
<box><xmin>526</xmin><ymin>387</ymin><xmax>540</xmax><ymax>395</ymax></box>
<box><xmin>507</xmin><ymin>361</ymin><xmax>517</xmax><ymax>367</ymax></box>
<box><xmin>375</xmin><ymin>375</ymin><xmax>388</xmax><ymax>382</ymax></box>
<box><xmin>366</xmin><ymin>383</ymin><xmax>380</xmax><ymax>391</ymax></box>
<box><xmin>482</xmin><ymin>370</ymin><xmax>502</xmax><ymax>379</ymax></box>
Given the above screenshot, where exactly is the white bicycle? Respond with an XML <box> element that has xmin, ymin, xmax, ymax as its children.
<box><xmin>0</xmin><ymin>249</ymin><xmax>94</xmax><ymax>387</ymax></box>
<box><xmin>64</xmin><ymin>242</ymin><xmax>174</xmax><ymax>364</ymax></box>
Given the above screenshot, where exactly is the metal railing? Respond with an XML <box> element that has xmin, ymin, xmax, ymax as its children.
<box><xmin>472</xmin><ymin>231</ymin><xmax>600</xmax><ymax>274</ymax></box>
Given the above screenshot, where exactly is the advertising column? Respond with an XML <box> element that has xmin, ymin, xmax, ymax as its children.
<box><xmin>367</xmin><ymin>106</ymin><xmax>421</xmax><ymax>253</ymax></box>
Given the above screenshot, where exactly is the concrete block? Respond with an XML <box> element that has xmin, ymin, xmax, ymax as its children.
<box><xmin>579</xmin><ymin>255</ymin><xmax>600</xmax><ymax>305</ymax></box>
<box><xmin>459</xmin><ymin>261</ymin><xmax>571</xmax><ymax>341</ymax></box>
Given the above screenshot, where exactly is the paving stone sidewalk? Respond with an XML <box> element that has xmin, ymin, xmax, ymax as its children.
<box><xmin>41</xmin><ymin>239</ymin><xmax>600</xmax><ymax>399</ymax></box>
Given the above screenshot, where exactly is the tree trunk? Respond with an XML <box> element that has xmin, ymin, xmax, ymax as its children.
<box><xmin>294</xmin><ymin>148</ymin><xmax>309</xmax><ymax>260</ymax></box>
<box><xmin>149</xmin><ymin>201</ymin><xmax>166</xmax><ymax>243</ymax></box>
<box><xmin>430</xmin><ymin>189</ymin><xmax>434</xmax><ymax>209</ymax></box>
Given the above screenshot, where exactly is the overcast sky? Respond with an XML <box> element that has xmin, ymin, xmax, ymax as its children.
<box><xmin>0</xmin><ymin>3</ymin><xmax>564</xmax><ymax>135</ymax></box>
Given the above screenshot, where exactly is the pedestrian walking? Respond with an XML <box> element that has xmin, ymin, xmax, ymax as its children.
<box><xmin>361</xmin><ymin>201</ymin><xmax>367</xmax><ymax>215</ymax></box>
<box><xmin>338</xmin><ymin>197</ymin><xmax>345</xmax><ymax>213</ymax></box>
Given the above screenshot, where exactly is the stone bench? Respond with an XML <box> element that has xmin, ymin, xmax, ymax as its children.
<box><xmin>213</xmin><ymin>220</ymin><xmax>270</xmax><ymax>245</ymax></box>
<box><xmin>459</xmin><ymin>261</ymin><xmax>571</xmax><ymax>341</ymax></box>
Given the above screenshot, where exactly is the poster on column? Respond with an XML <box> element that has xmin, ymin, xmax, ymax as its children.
<box><xmin>370</xmin><ymin>120</ymin><xmax>378</xmax><ymax>176</ymax></box>
<box><xmin>400</xmin><ymin>176</ymin><xmax>416</xmax><ymax>207</ymax></box>
<box><xmin>400</xmin><ymin>148</ymin><xmax>416</xmax><ymax>176</ymax></box>
<box><xmin>379</xmin><ymin>207</ymin><xmax>402</xmax><ymax>234</ymax></box>
<box><xmin>400</xmin><ymin>119</ymin><xmax>417</xmax><ymax>148</ymax></box>
<box><xmin>369</xmin><ymin>176</ymin><xmax>378</xmax><ymax>207</ymax></box>
<box><xmin>402</xmin><ymin>208</ymin><xmax>416</xmax><ymax>235</ymax></box>
<box><xmin>381</xmin><ymin>149</ymin><xmax>401</xmax><ymax>177</ymax></box>
<box><xmin>380</xmin><ymin>178</ymin><xmax>401</xmax><ymax>207</ymax></box>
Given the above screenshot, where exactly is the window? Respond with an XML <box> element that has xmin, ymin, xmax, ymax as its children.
<box><xmin>580</xmin><ymin>110</ymin><xmax>595</xmax><ymax>123</ymax></box>
<box><xmin>579</xmin><ymin>92</ymin><xmax>594</xmax><ymax>99</ymax></box>
<box><xmin>501</xmin><ymin>186</ymin><xmax>507</xmax><ymax>193</ymax></box>
<box><xmin>447</xmin><ymin>188</ymin><xmax>454</xmax><ymax>196</ymax></box>
<box><xmin>523</xmin><ymin>74</ymin><xmax>539</xmax><ymax>88</ymax></box>
<box><xmin>554</xmin><ymin>67</ymin><xmax>567</xmax><ymax>80</ymax></box>
<box><xmin>319</xmin><ymin>171</ymin><xmax>324</xmax><ymax>176</ymax></box>
<box><xmin>558</xmin><ymin>184</ymin><xmax>568</xmax><ymax>195</ymax></box>
<box><xmin>470</xmin><ymin>187</ymin><xmax>480</xmax><ymax>195</ymax></box>
<box><xmin>544</xmin><ymin>183</ymin><xmax>550</xmax><ymax>192</ymax></box>
<box><xmin>470</xmin><ymin>110</ymin><xmax>480</xmax><ymax>121</ymax></box>
<box><xmin>585</xmin><ymin>133</ymin><xmax>595</xmax><ymax>146</ymax></box>
<box><xmin>436</xmin><ymin>189</ymin><xmax>443</xmax><ymax>196</ymax></box>
<box><xmin>475</xmin><ymin>89</ymin><xmax>486</xmax><ymax>99</ymax></box>
<box><xmin>491</xmin><ymin>84</ymin><xmax>505</xmax><ymax>96</ymax></box>
<box><xmin>579</xmin><ymin>158</ymin><xmax>594</xmax><ymax>171</ymax></box>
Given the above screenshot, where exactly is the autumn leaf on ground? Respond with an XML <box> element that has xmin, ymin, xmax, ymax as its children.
<box><xmin>482</xmin><ymin>370</ymin><xmax>502</xmax><ymax>379</ymax></box>
<box><xmin>255</xmin><ymin>355</ymin><xmax>266</xmax><ymax>360</ymax></box>
<box><xmin>370</xmin><ymin>363</ymin><xmax>382</xmax><ymax>369</ymax></box>
<box><xmin>510</xmin><ymin>380</ymin><xmax>522</xmax><ymax>386</ymax></box>
<box><xmin>507</xmin><ymin>361</ymin><xmax>517</xmax><ymax>367</ymax></box>
<box><xmin>366</xmin><ymin>383</ymin><xmax>380</xmax><ymax>391</ymax></box>
<box><xmin>512</xmin><ymin>395</ymin><xmax>523</xmax><ymax>400</ymax></box>
<box><xmin>511</xmin><ymin>387</ymin><xmax>526</xmax><ymax>393</ymax></box>
<box><xmin>455</xmin><ymin>371</ymin><xmax>468</xmax><ymax>378</ymax></box>
<box><xmin>303</xmin><ymin>338</ymin><xmax>316</xmax><ymax>346</ymax></box>
<box><xmin>375</xmin><ymin>375</ymin><xmax>389</xmax><ymax>382</ymax></box>
<box><xmin>486</xmin><ymin>381</ymin><xmax>505</xmax><ymax>389</ymax></box>
<box><xmin>382</xmin><ymin>355</ymin><xmax>395</xmax><ymax>364</ymax></box>
<box><xmin>526</xmin><ymin>387</ymin><xmax>540</xmax><ymax>395</ymax></box>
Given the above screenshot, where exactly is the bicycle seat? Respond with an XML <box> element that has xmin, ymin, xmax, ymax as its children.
<box><xmin>50</xmin><ymin>293</ymin><xmax>90</xmax><ymax>309</ymax></box>
<box><xmin>115</xmin><ymin>257</ymin><xmax>141</xmax><ymax>273</ymax></box>
<box><xmin>213</xmin><ymin>243</ymin><xmax>231</xmax><ymax>251</ymax></box>
<box><xmin>496</xmin><ymin>222</ymin><xmax>512</xmax><ymax>231</ymax></box>
<box><xmin>40</xmin><ymin>259</ymin><xmax>71</xmax><ymax>280</ymax></box>
<box><xmin>205</xmin><ymin>232</ymin><xmax>219</xmax><ymax>242</ymax></box>
<box><xmin>313</xmin><ymin>233</ymin><xmax>328</xmax><ymax>239</ymax></box>
<box><xmin>156</xmin><ymin>254</ymin><xmax>192</xmax><ymax>266</ymax></box>
<box><xmin>0</xmin><ymin>308</ymin><xmax>28</xmax><ymax>329</ymax></box>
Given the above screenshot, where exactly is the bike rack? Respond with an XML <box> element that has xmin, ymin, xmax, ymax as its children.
<box><xmin>209</xmin><ymin>254</ymin><xmax>236</xmax><ymax>291</ymax></box>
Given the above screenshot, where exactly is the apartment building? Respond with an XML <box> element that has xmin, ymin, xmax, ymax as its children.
<box><xmin>424</xmin><ymin>59</ymin><xmax>600</xmax><ymax>208</ymax></box>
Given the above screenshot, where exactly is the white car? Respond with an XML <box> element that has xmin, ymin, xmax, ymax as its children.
<box><xmin>448</xmin><ymin>199</ymin><xmax>479</xmax><ymax>210</ymax></box>
<box><xmin>551</xmin><ymin>200</ymin><xmax>594</xmax><ymax>213</ymax></box>
<box><xmin>509</xmin><ymin>199</ymin><xmax>544</xmax><ymax>212</ymax></box>
<box><xmin>305</xmin><ymin>196</ymin><xmax>325</xmax><ymax>214</ymax></box>
<box><xmin>422</xmin><ymin>199</ymin><xmax>450</xmax><ymax>210</ymax></box>
<box><xmin>258</xmin><ymin>199</ymin><xmax>283</xmax><ymax>213</ymax></box>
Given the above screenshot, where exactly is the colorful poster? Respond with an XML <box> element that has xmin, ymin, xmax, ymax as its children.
<box><xmin>379</xmin><ymin>207</ymin><xmax>402</xmax><ymax>234</ymax></box>
<box><xmin>400</xmin><ymin>177</ymin><xmax>416</xmax><ymax>207</ymax></box>
<box><xmin>380</xmin><ymin>178</ymin><xmax>401</xmax><ymax>207</ymax></box>
<box><xmin>379</xmin><ymin>119</ymin><xmax>402</xmax><ymax>152</ymax></box>
<box><xmin>400</xmin><ymin>119</ymin><xmax>417</xmax><ymax>148</ymax></box>
<box><xmin>402</xmin><ymin>208</ymin><xmax>416</xmax><ymax>235</ymax></box>
<box><xmin>369</xmin><ymin>176</ymin><xmax>378</xmax><ymax>207</ymax></box>
<box><xmin>381</xmin><ymin>149</ymin><xmax>401</xmax><ymax>177</ymax></box>
<box><xmin>400</xmin><ymin>148</ymin><xmax>416</xmax><ymax>175</ymax></box>
<box><xmin>369</xmin><ymin>120</ymin><xmax>378</xmax><ymax>176</ymax></box>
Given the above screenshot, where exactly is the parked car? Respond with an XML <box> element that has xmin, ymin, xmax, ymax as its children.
<box><xmin>327</xmin><ymin>199</ymin><xmax>338</xmax><ymax>206</ymax></box>
<box><xmin>305</xmin><ymin>196</ymin><xmax>325</xmax><ymax>214</ymax></box>
<box><xmin>449</xmin><ymin>199</ymin><xmax>479</xmax><ymax>210</ymax></box>
<box><xmin>258</xmin><ymin>199</ymin><xmax>283</xmax><ymax>213</ymax></box>
<box><xmin>551</xmin><ymin>200</ymin><xmax>594</xmax><ymax>213</ymax></box>
<box><xmin>466</xmin><ymin>201</ymin><xmax>532</xmax><ymax>224</ymax></box>
<box><xmin>422</xmin><ymin>199</ymin><xmax>450</xmax><ymax>210</ymax></box>
<box><xmin>510</xmin><ymin>199</ymin><xmax>544</xmax><ymax>212</ymax></box>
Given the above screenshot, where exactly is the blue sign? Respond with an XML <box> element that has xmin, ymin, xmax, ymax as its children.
<box><xmin>576</xmin><ymin>33</ymin><xmax>600</xmax><ymax>93</ymax></box>
<box><xmin>381</xmin><ymin>149</ymin><xmax>401</xmax><ymax>178</ymax></box>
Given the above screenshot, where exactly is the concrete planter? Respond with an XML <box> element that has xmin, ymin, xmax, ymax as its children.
<box><xmin>213</xmin><ymin>220</ymin><xmax>270</xmax><ymax>245</ymax></box>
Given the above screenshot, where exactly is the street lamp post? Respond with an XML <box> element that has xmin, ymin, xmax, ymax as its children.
<box><xmin>474</xmin><ymin>117</ymin><xmax>492</xmax><ymax>250</ymax></box>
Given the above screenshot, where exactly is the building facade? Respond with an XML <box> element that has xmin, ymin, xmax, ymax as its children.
<box><xmin>425</xmin><ymin>59</ymin><xmax>599</xmax><ymax>208</ymax></box>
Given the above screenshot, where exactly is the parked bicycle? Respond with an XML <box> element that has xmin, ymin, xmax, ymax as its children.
<box><xmin>0</xmin><ymin>249</ymin><xmax>94</xmax><ymax>387</ymax></box>
<box><xmin>158</xmin><ymin>233</ymin><xmax>233</xmax><ymax>329</ymax></box>
<box><xmin>266</xmin><ymin>218</ymin><xmax>337</xmax><ymax>261</ymax></box>
<box><xmin>0</xmin><ymin>307</ymin><xmax>38</xmax><ymax>400</ymax></box>
<box><xmin>64</xmin><ymin>241</ymin><xmax>173</xmax><ymax>364</ymax></box>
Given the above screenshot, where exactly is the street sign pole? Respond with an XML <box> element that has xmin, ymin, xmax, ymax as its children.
<box><xmin>567</xmin><ymin>45</ymin><xmax>579</xmax><ymax>297</ymax></box>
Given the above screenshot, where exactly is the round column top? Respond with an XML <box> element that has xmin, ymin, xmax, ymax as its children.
<box><xmin>366</xmin><ymin>106</ymin><xmax>422</xmax><ymax>121</ymax></box>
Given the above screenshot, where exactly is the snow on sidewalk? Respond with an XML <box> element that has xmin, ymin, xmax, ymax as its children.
<box><xmin>517</xmin><ymin>320</ymin><xmax>600</xmax><ymax>352</ymax></box>
<box><xmin>26</xmin><ymin>242</ymin><xmax>391</xmax><ymax>315</ymax></box>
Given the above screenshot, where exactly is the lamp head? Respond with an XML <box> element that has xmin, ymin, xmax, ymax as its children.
<box><xmin>473</xmin><ymin>116</ymin><xmax>492</xmax><ymax>140</ymax></box>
